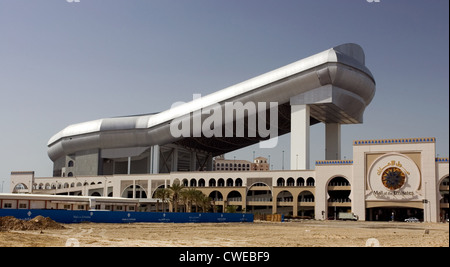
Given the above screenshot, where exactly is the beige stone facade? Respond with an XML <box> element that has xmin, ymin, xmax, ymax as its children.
<box><xmin>10</xmin><ymin>138</ymin><xmax>449</xmax><ymax>222</ymax></box>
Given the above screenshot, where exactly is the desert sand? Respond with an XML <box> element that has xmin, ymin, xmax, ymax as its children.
<box><xmin>0</xmin><ymin>220</ymin><xmax>448</xmax><ymax>247</ymax></box>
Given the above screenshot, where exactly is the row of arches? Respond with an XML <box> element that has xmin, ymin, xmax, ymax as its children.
<box><xmin>171</xmin><ymin>177</ymin><xmax>317</xmax><ymax>188</ymax></box>
<box><xmin>276</xmin><ymin>177</ymin><xmax>315</xmax><ymax>187</ymax></box>
<box><xmin>207</xmin><ymin>189</ymin><xmax>315</xmax><ymax>203</ymax></box>
<box><xmin>33</xmin><ymin>181</ymin><xmax>103</xmax><ymax>190</ymax></box>
<box><xmin>177</xmin><ymin>178</ymin><xmax>244</xmax><ymax>188</ymax></box>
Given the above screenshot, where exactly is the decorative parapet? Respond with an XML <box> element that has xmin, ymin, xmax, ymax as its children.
<box><xmin>436</xmin><ymin>158</ymin><xmax>449</xmax><ymax>163</ymax></box>
<box><xmin>353</xmin><ymin>137</ymin><xmax>436</xmax><ymax>145</ymax></box>
<box><xmin>315</xmin><ymin>160</ymin><xmax>353</xmax><ymax>166</ymax></box>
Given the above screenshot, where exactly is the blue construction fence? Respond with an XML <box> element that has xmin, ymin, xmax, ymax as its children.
<box><xmin>0</xmin><ymin>209</ymin><xmax>253</xmax><ymax>224</ymax></box>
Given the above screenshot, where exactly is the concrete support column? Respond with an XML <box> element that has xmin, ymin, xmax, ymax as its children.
<box><xmin>151</xmin><ymin>145</ymin><xmax>160</xmax><ymax>174</ymax></box>
<box><xmin>147</xmin><ymin>178</ymin><xmax>152</xmax><ymax>200</ymax></box>
<box><xmin>325</xmin><ymin>123</ymin><xmax>341</xmax><ymax>160</ymax></box>
<box><xmin>127</xmin><ymin>157</ymin><xmax>131</xmax><ymax>175</ymax></box>
<box><xmin>132</xmin><ymin>179</ymin><xmax>136</xmax><ymax>199</ymax></box>
<box><xmin>290</xmin><ymin>104</ymin><xmax>310</xmax><ymax>170</ymax></box>
<box><xmin>293</xmin><ymin>194</ymin><xmax>299</xmax><ymax>217</ymax></box>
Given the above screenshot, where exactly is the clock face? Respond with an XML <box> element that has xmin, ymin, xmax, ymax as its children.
<box><xmin>382</xmin><ymin>167</ymin><xmax>406</xmax><ymax>190</ymax></box>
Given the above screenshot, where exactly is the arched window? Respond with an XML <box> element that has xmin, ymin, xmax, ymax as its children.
<box><xmin>287</xmin><ymin>177</ymin><xmax>295</xmax><ymax>186</ymax></box>
<box><xmin>68</xmin><ymin>160</ymin><xmax>74</xmax><ymax>167</ymax></box>
<box><xmin>297</xmin><ymin>177</ymin><xmax>305</xmax><ymax>186</ymax></box>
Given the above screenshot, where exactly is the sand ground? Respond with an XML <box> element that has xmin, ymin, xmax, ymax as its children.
<box><xmin>0</xmin><ymin>220</ymin><xmax>448</xmax><ymax>247</ymax></box>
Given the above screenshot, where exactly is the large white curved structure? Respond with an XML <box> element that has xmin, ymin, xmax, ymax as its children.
<box><xmin>48</xmin><ymin>43</ymin><xmax>375</xmax><ymax>176</ymax></box>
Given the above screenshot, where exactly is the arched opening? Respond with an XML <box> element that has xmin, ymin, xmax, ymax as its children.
<box><xmin>227</xmin><ymin>190</ymin><xmax>242</xmax><ymax>202</ymax></box>
<box><xmin>209</xmin><ymin>190</ymin><xmax>224</xmax><ymax>213</ymax></box>
<box><xmin>297</xmin><ymin>177</ymin><xmax>305</xmax><ymax>186</ymax></box>
<box><xmin>151</xmin><ymin>184</ymin><xmax>166</xmax><ymax>198</ymax></box>
<box><xmin>247</xmin><ymin>182</ymin><xmax>272</xmax><ymax>215</ymax></box>
<box><xmin>235</xmin><ymin>178</ymin><xmax>243</xmax><ymax>187</ymax></box>
<box><xmin>12</xmin><ymin>183</ymin><xmax>28</xmax><ymax>193</ymax></box>
<box><xmin>190</xmin><ymin>179</ymin><xmax>197</xmax><ymax>187</ymax></box>
<box><xmin>122</xmin><ymin>184</ymin><xmax>148</xmax><ymax>199</ymax></box>
<box><xmin>327</xmin><ymin>176</ymin><xmax>351</xmax><ymax>220</ymax></box>
<box><xmin>277</xmin><ymin>190</ymin><xmax>294</xmax><ymax>217</ymax></box>
<box><xmin>306</xmin><ymin>177</ymin><xmax>315</xmax><ymax>186</ymax></box>
<box><xmin>209</xmin><ymin>190</ymin><xmax>224</xmax><ymax>201</ymax></box>
<box><xmin>277</xmin><ymin>190</ymin><xmax>293</xmax><ymax>202</ymax></box>
<box><xmin>209</xmin><ymin>179</ymin><xmax>216</xmax><ymax>187</ymax></box>
<box><xmin>440</xmin><ymin>176</ymin><xmax>449</xmax><ymax>222</ymax></box>
<box><xmin>226</xmin><ymin>178</ymin><xmax>234</xmax><ymax>187</ymax></box>
<box><xmin>218</xmin><ymin>178</ymin><xmax>225</xmax><ymax>187</ymax></box>
<box><xmin>277</xmin><ymin>178</ymin><xmax>285</xmax><ymax>187</ymax></box>
<box><xmin>298</xmin><ymin>190</ymin><xmax>315</xmax><ymax>219</ymax></box>
<box><xmin>198</xmin><ymin>178</ymin><xmax>205</xmax><ymax>187</ymax></box>
<box><xmin>227</xmin><ymin>191</ymin><xmax>243</xmax><ymax>212</ymax></box>
<box><xmin>286</xmin><ymin>177</ymin><xmax>295</xmax><ymax>186</ymax></box>
<box><xmin>299</xmin><ymin>190</ymin><xmax>315</xmax><ymax>202</ymax></box>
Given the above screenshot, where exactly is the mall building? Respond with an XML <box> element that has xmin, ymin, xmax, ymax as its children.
<box><xmin>7</xmin><ymin>43</ymin><xmax>449</xmax><ymax>222</ymax></box>
<box><xmin>10</xmin><ymin>138</ymin><xmax>449</xmax><ymax>222</ymax></box>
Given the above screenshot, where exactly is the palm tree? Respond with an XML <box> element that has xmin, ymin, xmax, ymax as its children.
<box><xmin>168</xmin><ymin>183</ymin><xmax>185</xmax><ymax>212</ymax></box>
<box><xmin>225</xmin><ymin>205</ymin><xmax>238</xmax><ymax>213</ymax></box>
<box><xmin>198</xmin><ymin>194</ymin><xmax>212</xmax><ymax>213</ymax></box>
<box><xmin>185</xmin><ymin>188</ymin><xmax>199</xmax><ymax>212</ymax></box>
<box><xmin>180</xmin><ymin>188</ymin><xmax>210</xmax><ymax>213</ymax></box>
<box><xmin>179</xmin><ymin>189</ymin><xmax>189</xmax><ymax>212</ymax></box>
<box><xmin>192</xmin><ymin>189</ymin><xmax>203</xmax><ymax>212</ymax></box>
<box><xmin>154</xmin><ymin>187</ymin><xmax>170</xmax><ymax>212</ymax></box>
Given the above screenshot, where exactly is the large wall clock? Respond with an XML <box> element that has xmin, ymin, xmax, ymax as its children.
<box><xmin>382</xmin><ymin>167</ymin><xmax>406</xmax><ymax>190</ymax></box>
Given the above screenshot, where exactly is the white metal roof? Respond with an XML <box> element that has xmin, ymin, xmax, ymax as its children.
<box><xmin>47</xmin><ymin>43</ymin><xmax>375</xmax><ymax>161</ymax></box>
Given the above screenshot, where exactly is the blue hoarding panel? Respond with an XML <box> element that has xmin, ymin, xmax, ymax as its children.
<box><xmin>0</xmin><ymin>209</ymin><xmax>253</xmax><ymax>224</ymax></box>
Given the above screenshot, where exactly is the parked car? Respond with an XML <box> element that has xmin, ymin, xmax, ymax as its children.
<box><xmin>405</xmin><ymin>217</ymin><xmax>420</xmax><ymax>223</ymax></box>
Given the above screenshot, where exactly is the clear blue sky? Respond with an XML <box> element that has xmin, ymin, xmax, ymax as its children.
<box><xmin>0</xmin><ymin>0</ymin><xmax>448</xmax><ymax>191</ymax></box>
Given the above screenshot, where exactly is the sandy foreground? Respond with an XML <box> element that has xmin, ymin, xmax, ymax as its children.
<box><xmin>0</xmin><ymin>220</ymin><xmax>448</xmax><ymax>247</ymax></box>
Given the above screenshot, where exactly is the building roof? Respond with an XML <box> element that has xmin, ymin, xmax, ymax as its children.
<box><xmin>47</xmin><ymin>43</ymin><xmax>375</xmax><ymax>161</ymax></box>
